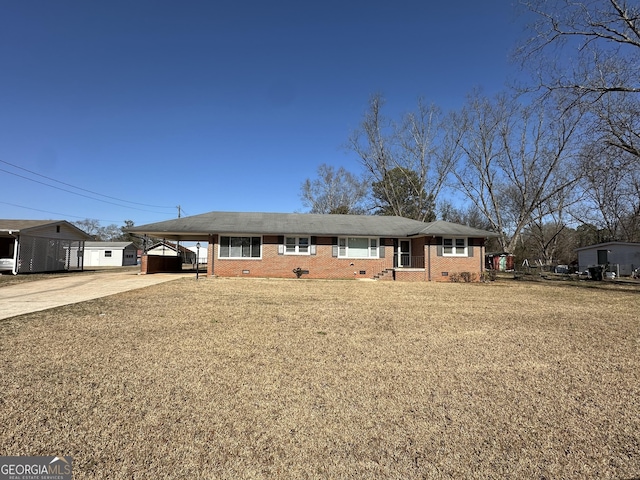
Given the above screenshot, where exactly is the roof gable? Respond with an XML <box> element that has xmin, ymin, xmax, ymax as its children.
<box><xmin>0</xmin><ymin>219</ymin><xmax>93</xmax><ymax>240</ymax></box>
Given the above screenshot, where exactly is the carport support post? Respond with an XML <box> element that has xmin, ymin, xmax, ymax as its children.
<box><xmin>196</xmin><ymin>242</ymin><xmax>200</xmax><ymax>280</ymax></box>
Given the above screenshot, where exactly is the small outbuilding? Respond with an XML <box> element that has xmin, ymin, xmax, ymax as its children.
<box><xmin>485</xmin><ymin>252</ymin><xmax>515</xmax><ymax>272</ymax></box>
<box><xmin>146</xmin><ymin>241</ymin><xmax>196</xmax><ymax>264</ymax></box>
<box><xmin>82</xmin><ymin>241</ymin><xmax>139</xmax><ymax>267</ymax></box>
<box><xmin>0</xmin><ymin>220</ymin><xmax>93</xmax><ymax>274</ymax></box>
<box><xmin>576</xmin><ymin>241</ymin><xmax>640</xmax><ymax>276</ymax></box>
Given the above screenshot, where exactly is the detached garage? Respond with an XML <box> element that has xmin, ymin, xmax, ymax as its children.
<box><xmin>82</xmin><ymin>242</ymin><xmax>138</xmax><ymax>267</ymax></box>
<box><xmin>0</xmin><ymin>220</ymin><xmax>93</xmax><ymax>274</ymax></box>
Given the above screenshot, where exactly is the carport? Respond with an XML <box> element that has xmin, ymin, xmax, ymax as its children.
<box><xmin>0</xmin><ymin>220</ymin><xmax>94</xmax><ymax>274</ymax></box>
<box><xmin>128</xmin><ymin>221</ymin><xmax>212</xmax><ymax>275</ymax></box>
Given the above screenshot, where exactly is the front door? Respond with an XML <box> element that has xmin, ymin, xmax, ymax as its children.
<box><xmin>399</xmin><ymin>240</ymin><xmax>411</xmax><ymax>267</ymax></box>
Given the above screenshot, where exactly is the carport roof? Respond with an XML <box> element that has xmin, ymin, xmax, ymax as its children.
<box><xmin>0</xmin><ymin>220</ymin><xmax>66</xmax><ymax>231</ymax></box>
<box><xmin>127</xmin><ymin>211</ymin><xmax>499</xmax><ymax>240</ymax></box>
<box><xmin>0</xmin><ymin>219</ymin><xmax>93</xmax><ymax>239</ymax></box>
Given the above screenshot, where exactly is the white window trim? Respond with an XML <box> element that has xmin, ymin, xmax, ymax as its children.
<box><xmin>442</xmin><ymin>237</ymin><xmax>467</xmax><ymax>257</ymax></box>
<box><xmin>218</xmin><ymin>234</ymin><xmax>263</xmax><ymax>259</ymax></box>
<box><xmin>338</xmin><ymin>237</ymin><xmax>379</xmax><ymax>259</ymax></box>
<box><xmin>284</xmin><ymin>236</ymin><xmax>311</xmax><ymax>255</ymax></box>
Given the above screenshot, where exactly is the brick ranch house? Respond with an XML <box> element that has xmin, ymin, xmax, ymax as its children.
<box><xmin>128</xmin><ymin>211</ymin><xmax>499</xmax><ymax>281</ymax></box>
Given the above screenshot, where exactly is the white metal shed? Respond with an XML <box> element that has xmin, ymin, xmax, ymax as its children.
<box><xmin>82</xmin><ymin>241</ymin><xmax>138</xmax><ymax>267</ymax></box>
<box><xmin>576</xmin><ymin>242</ymin><xmax>640</xmax><ymax>276</ymax></box>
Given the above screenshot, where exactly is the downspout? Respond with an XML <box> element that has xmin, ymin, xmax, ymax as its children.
<box><xmin>427</xmin><ymin>236</ymin><xmax>433</xmax><ymax>282</ymax></box>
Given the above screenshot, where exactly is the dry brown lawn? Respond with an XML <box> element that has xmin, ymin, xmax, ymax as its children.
<box><xmin>1</xmin><ymin>277</ymin><xmax>638</xmax><ymax>479</ymax></box>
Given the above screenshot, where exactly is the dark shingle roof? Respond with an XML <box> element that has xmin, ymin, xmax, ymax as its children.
<box><xmin>85</xmin><ymin>241</ymin><xmax>136</xmax><ymax>248</ymax></box>
<box><xmin>0</xmin><ymin>219</ymin><xmax>94</xmax><ymax>240</ymax></box>
<box><xmin>417</xmin><ymin>220</ymin><xmax>500</xmax><ymax>238</ymax></box>
<box><xmin>128</xmin><ymin>211</ymin><xmax>498</xmax><ymax>239</ymax></box>
<box><xmin>0</xmin><ymin>220</ymin><xmax>65</xmax><ymax>231</ymax></box>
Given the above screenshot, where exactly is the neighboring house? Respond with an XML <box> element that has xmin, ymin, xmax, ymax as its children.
<box><xmin>576</xmin><ymin>242</ymin><xmax>640</xmax><ymax>276</ymax></box>
<box><xmin>146</xmin><ymin>241</ymin><xmax>197</xmax><ymax>264</ymax></box>
<box><xmin>128</xmin><ymin>211</ymin><xmax>499</xmax><ymax>281</ymax></box>
<box><xmin>186</xmin><ymin>244</ymin><xmax>208</xmax><ymax>264</ymax></box>
<box><xmin>81</xmin><ymin>242</ymin><xmax>138</xmax><ymax>267</ymax></box>
<box><xmin>0</xmin><ymin>220</ymin><xmax>93</xmax><ymax>274</ymax></box>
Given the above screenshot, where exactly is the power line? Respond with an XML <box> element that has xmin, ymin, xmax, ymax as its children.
<box><xmin>0</xmin><ymin>159</ymin><xmax>176</xmax><ymax>209</ymax></box>
<box><xmin>0</xmin><ymin>165</ymin><xmax>175</xmax><ymax>214</ymax></box>
<box><xmin>0</xmin><ymin>201</ymin><xmax>123</xmax><ymax>223</ymax></box>
<box><xmin>0</xmin><ymin>166</ymin><xmax>169</xmax><ymax>214</ymax></box>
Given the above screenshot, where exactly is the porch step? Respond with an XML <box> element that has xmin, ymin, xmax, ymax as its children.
<box><xmin>373</xmin><ymin>268</ymin><xmax>394</xmax><ymax>281</ymax></box>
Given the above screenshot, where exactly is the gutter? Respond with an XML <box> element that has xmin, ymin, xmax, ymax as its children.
<box><xmin>427</xmin><ymin>236</ymin><xmax>434</xmax><ymax>282</ymax></box>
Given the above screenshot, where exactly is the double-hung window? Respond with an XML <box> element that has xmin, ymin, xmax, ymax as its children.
<box><xmin>338</xmin><ymin>237</ymin><xmax>378</xmax><ymax>258</ymax></box>
<box><xmin>219</xmin><ymin>236</ymin><xmax>261</xmax><ymax>258</ymax></box>
<box><xmin>442</xmin><ymin>237</ymin><xmax>467</xmax><ymax>256</ymax></box>
<box><xmin>285</xmin><ymin>237</ymin><xmax>310</xmax><ymax>255</ymax></box>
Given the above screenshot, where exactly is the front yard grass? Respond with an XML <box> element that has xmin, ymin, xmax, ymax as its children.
<box><xmin>0</xmin><ymin>277</ymin><xmax>638</xmax><ymax>479</ymax></box>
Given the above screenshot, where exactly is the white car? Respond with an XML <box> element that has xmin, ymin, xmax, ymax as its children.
<box><xmin>0</xmin><ymin>257</ymin><xmax>15</xmax><ymax>273</ymax></box>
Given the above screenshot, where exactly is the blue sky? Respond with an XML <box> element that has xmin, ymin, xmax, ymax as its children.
<box><xmin>0</xmin><ymin>1</ymin><xmax>530</xmax><ymax>227</ymax></box>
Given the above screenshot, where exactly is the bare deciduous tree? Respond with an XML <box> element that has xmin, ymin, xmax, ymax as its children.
<box><xmin>575</xmin><ymin>142</ymin><xmax>640</xmax><ymax>241</ymax></box>
<box><xmin>73</xmin><ymin>218</ymin><xmax>102</xmax><ymax>238</ymax></box>
<box><xmin>347</xmin><ymin>94</ymin><xmax>454</xmax><ymax>221</ymax></box>
<box><xmin>73</xmin><ymin>218</ymin><xmax>138</xmax><ymax>242</ymax></box>
<box><xmin>450</xmin><ymin>91</ymin><xmax>582</xmax><ymax>253</ymax></box>
<box><xmin>519</xmin><ymin>0</ymin><xmax>640</xmax><ymax>158</ymax></box>
<box><xmin>300</xmin><ymin>164</ymin><xmax>368</xmax><ymax>214</ymax></box>
<box><xmin>439</xmin><ymin>200</ymin><xmax>493</xmax><ymax>231</ymax></box>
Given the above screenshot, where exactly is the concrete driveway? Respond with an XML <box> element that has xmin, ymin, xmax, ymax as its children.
<box><xmin>0</xmin><ymin>271</ymin><xmax>194</xmax><ymax>320</ymax></box>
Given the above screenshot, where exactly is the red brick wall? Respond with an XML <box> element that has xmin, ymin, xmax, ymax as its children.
<box><xmin>395</xmin><ymin>269</ymin><xmax>426</xmax><ymax>282</ymax></box>
<box><xmin>204</xmin><ymin>234</ymin><xmax>486</xmax><ymax>282</ymax></box>
<box><xmin>424</xmin><ymin>238</ymin><xmax>486</xmax><ymax>282</ymax></box>
<box><xmin>210</xmin><ymin>235</ymin><xmax>394</xmax><ymax>280</ymax></box>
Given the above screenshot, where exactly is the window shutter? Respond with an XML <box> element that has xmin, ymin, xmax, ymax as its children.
<box><xmin>311</xmin><ymin>236</ymin><xmax>317</xmax><ymax>255</ymax></box>
<box><xmin>436</xmin><ymin>237</ymin><xmax>443</xmax><ymax>256</ymax></box>
<box><xmin>220</xmin><ymin>237</ymin><xmax>230</xmax><ymax>257</ymax></box>
<box><xmin>332</xmin><ymin>237</ymin><xmax>338</xmax><ymax>257</ymax></box>
<box><xmin>468</xmin><ymin>244</ymin><xmax>474</xmax><ymax>257</ymax></box>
